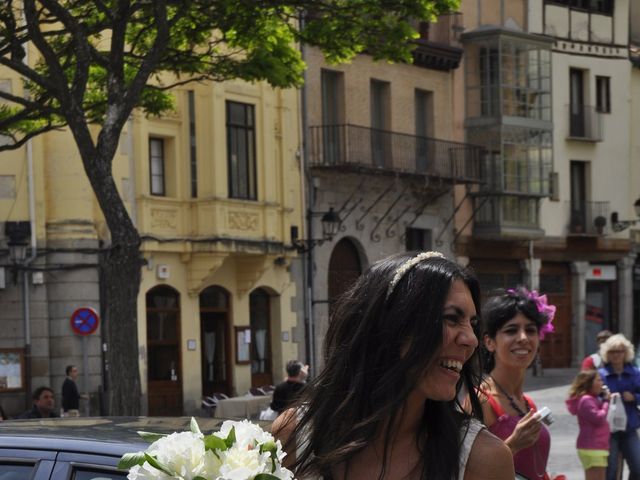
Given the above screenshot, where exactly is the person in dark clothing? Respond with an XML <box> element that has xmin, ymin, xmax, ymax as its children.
<box><xmin>270</xmin><ymin>360</ymin><xmax>308</xmax><ymax>414</ymax></box>
<box><xmin>62</xmin><ymin>365</ymin><xmax>87</xmax><ymax>417</ymax></box>
<box><xmin>18</xmin><ymin>386</ymin><xmax>59</xmax><ymax>419</ymax></box>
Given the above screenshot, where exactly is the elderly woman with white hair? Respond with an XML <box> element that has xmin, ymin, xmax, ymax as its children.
<box><xmin>598</xmin><ymin>333</ymin><xmax>640</xmax><ymax>480</ymax></box>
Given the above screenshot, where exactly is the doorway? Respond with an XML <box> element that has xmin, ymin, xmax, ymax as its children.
<box><xmin>539</xmin><ymin>264</ymin><xmax>572</xmax><ymax>367</ymax></box>
<box><xmin>250</xmin><ymin>288</ymin><xmax>272</xmax><ymax>388</ymax></box>
<box><xmin>328</xmin><ymin>238</ymin><xmax>363</xmax><ymax>314</ymax></box>
<box><xmin>200</xmin><ymin>286</ymin><xmax>232</xmax><ymax>397</ymax></box>
<box><xmin>146</xmin><ymin>285</ymin><xmax>183</xmax><ymax>416</ymax></box>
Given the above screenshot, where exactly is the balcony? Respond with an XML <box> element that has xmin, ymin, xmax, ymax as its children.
<box><xmin>472</xmin><ymin>194</ymin><xmax>544</xmax><ymax>239</ymax></box>
<box><xmin>412</xmin><ymin>13</ymin><xmax>464</xmax><ymax>71</ymax></box>
<box><xmin>567</xmin><ymin>200</ymin><xmax>609</xmax><ymax>235</ymax></box>
<box><xmin>308</xmin><ymin>124</ymin><xmax>484</xmax><ymax>183</ymax></box>
<box><xmin>567</xmin><ymin>104</ymin><xmax>603</xmax><ymax>142</ymax></box>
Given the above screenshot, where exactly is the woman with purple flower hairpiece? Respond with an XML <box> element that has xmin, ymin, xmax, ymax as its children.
<box><xmin>479</xmin><ymin>287</ymin><xmax>556</xmax><ymax>480</ymax></box>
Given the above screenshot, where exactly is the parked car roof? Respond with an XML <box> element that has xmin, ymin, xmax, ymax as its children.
<box><xmin>0</xmin><ymin>416</ymin><xmax>274</xmax><ymax>479</ymax></box>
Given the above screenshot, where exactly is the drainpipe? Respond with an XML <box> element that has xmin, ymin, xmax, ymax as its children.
<box><xmin>23</xmin><ymin>36</ymin><xmax>37</xmax><ymax>408</ymax></box>
<box><xmin>529</xmin><ymin>239</ymin><xmax>534</xmax><ymax>289</ymax></box>
<box><xmin>297</xmin><ymin>18</ymin><xmax>316</xmax><ymax>374</ymax></box>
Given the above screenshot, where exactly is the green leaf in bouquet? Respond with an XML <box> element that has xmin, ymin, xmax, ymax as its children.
<box><xmin>143</xmin><ymin>453</ymin><xmax>174</xmax><ymax>476</ymax></box>
<box><xmin>136</xmin><ymin>431</ymin><xmax>168</xmax><ymax>442</ymax></box>
<box><xmin>254</xmin><ymin>474</ymin><xmax>281</xmax><ymax>480</ymax></box>
<box><xmin>259</xmin><ymin>441</ymin><xmax>278</xmax><ymax>473</ymax></box>
<box><xmin>224</xmin><ymin>426</ymin><xmax>236</xmax><ymax>449</ymax></box>
<box><xmin>117</xmin><ymin>452</ymin><xmax>146</xmax><ymax>469</ymax></box>
<box><xmin>190</xmin><ymin>416</ymin><xmax>202</xmax><ymax>435</ymax></box>
<box><xmin>203</xmin><ymin>434</ymin><xmax>228</xmax><ymax>455</ymax></box>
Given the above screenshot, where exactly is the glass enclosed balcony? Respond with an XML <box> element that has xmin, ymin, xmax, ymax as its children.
<box><xmin>462</xmin><ymin>27</ymin><xmax>554</xmax><ymax>238</ymax></box>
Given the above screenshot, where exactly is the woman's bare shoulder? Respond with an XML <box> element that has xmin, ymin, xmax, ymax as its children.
<box><xmin>464</xmin><ymin>429</ymin><xmax>514</xmax><ymax>480</ymax></box>
<box><xmin>271</xmin><ymin>408</ymin><xmax>297</xmax><ymax>441</ymax></box>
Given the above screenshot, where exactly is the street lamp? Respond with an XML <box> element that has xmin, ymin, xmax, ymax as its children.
<box><xmin>291</xmin><ymin>208</ymin><xmax>341</xmax><ymax>253</ymax></box>
<box><xmin>610</xmin><ymin>198</ymin><xmax>640</xmax><ymax>233</ymax></box>
<box><xmin>5</xmin><ymin>221</ymin><xmax>32</xmax><ymax>409</ymax></box>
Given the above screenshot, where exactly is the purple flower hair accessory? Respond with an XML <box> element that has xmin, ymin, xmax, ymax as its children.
<box><xmin>506</xmin><ymin>287</ymin><xmax>556</xmax><ymax>339</ymax></box>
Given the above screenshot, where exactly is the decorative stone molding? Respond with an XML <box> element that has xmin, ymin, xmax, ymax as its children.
<box><xmin>150</xmin><ymin>208</ymin><xmax>178</xmax><ymax>230</ymax></box>
<box><xmin>228</xmin><ymin>210</ymin><xmax>260</xmax><ymax>232</ymax></box>
<box><xmin>236</xmin><ymin>255</ymin><xmax>272</xmax><ymax>297</ymax></box>
<box><xmin>184</xmin><ymin>252</ymin><xmax>228</xmax><ymax>296</ymax></box>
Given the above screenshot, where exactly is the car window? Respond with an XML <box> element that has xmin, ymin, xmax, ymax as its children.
<box><xmin>72</xmin><ymin>469</ymin><xmax>127</xmax><ymax>480</ymax></box>
<box><xmin>0</xmin><ymin>463</ymin><xmax>35</xmax><ymax>479</ymax></box>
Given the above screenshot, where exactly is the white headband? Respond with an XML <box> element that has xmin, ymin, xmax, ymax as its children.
<box><xmin>385</xmin><ymin>251</ymin><xmax>444</xmax><ymax>301</ymax></box>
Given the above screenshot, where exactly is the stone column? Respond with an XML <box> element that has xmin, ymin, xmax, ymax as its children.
<box><xmin>617</xmin><ymin>253</ymin><xmax>637</xmax><ymax>340</ymax></box>
<box><xmin>522</xmin><ymin>257</ymin><xmax>542</xmax><ymax>291</ymax></box>
<box><xmin>571</xmin><ymin>261</ymin><xmax>589</xmax><ymax>366</ymax></box>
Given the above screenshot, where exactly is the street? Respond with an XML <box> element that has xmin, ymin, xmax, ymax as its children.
<box><xmin>528</xmin><ymin>368</ymin><xmax>583</xmax><ymax>479</ymax></box>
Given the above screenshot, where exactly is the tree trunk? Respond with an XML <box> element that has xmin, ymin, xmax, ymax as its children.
<box><xmin>102</xmin><ymin>239</ymin><xmax>142</xmax><ymax>415</ymax></box>
<box><xmin>74</xmin><ymin>144</ymin><xmax>143</xmax><ymax>416</ymax></box>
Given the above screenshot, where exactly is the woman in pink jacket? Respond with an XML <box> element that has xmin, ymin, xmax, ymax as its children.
<box><xmin>566</xmin><ymin>370</ymin><xmax>611</xmax><ymax>480</ymax></box>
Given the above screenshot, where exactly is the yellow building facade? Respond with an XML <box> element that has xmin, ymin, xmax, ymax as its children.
<box><xmin>0</xmin><ymin>58</ymin><xmax>305</xmax><ymax>416</ymax></box>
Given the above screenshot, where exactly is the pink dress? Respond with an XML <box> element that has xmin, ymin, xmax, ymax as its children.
<box><xmin>485</xmin><ymin>392</ymin><xmax>551</xmax><ymax>480</ymax></box>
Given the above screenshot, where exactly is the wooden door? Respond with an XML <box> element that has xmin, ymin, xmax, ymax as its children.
<box><xmin>146</xmin><ymin>286</ymin><xmax>183</xmax><ymax>416</ymax></box>
<box><xmin>328</xmin><ymin>239</ymin><xmax>363</xmax><ymax>314</ymax></box>
<box><xmin>539</xmin><ymin>263</ymin><xmax>572</xmax><ymax>367</ymax></box>
<box><xmin>200</xmin><ymin>286</ymin><xmax>232</xmax><ymax>397</ymax></box>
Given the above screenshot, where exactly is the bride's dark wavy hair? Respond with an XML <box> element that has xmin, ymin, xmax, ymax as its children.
<box><xmin>288</xmin><ymin>252</ymin><xmax>484</xmax><ymax>480</ymax></box>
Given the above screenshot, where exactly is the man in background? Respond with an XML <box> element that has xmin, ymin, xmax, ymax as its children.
<box><xmin>61</xmin><ymin>365</ymin><xmax>88</xmax><ymax>417</ymax></box>
<box><xmin>581</xmin><ymin>329</ymin><xmax>613</xmax><ymax>370</ymax></box>
<box><xmin>270</xmin><ymin>360</ymin><xmax>309</xmax><ymax>415</ymax></box>
<box><xmin>18</xmin><ymin>386</ymin><xmax>58</xmax><ymax>418</ymax></box>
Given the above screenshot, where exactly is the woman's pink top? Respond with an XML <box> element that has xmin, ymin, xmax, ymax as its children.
<box><xmin>565</xmin><ymin>394</ymin><xmax>610</xmax><ymax>450</ymax></box>
<box><xmin>485</xmin><ymin>392</ymin><xmax>551</xmax><ymax>480</ymax></box>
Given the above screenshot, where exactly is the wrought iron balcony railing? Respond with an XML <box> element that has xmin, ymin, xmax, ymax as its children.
<box><xmin>567</xmin><ymin>200</ymin><xmax>610</xmax><ymax>235</ymax></box>
<box><xmin>567</xmin><ymin>104</ymin><xmax>603</xmax><ymax>142</ymax></box>
<box><xmin>308</xmin><ymin>124</ymin><xmax>484</xmax><ymax>183</ymax></box>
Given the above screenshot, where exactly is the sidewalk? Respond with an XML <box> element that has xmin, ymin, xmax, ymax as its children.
<box><xmin>526</xmin><ymin>367</ymin><xmax>579</xmax><ymax>392</ymax></box>
<box><xmin>526</xmin><ymin>368</ymin><xmax>582</xmax><ymax>479</ymax></box>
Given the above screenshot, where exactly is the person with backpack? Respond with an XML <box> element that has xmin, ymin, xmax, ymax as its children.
<box><xmin>582</xmin><ymin>330</ymin><xmax>613</xmax><ymax>370</ymax></box>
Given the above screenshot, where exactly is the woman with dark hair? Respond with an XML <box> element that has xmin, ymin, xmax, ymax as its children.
<box><xmin>273</xmin><ymin>251</ymin><xmax>513</xmax><ymax>480</ymax></box>
<box><xmin>480</xmin><ymin>287</ymin><xmax>555</xmax><ymax>480</ymax></box>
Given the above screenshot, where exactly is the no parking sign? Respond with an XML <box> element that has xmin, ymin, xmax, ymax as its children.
<box><xmin>70</xmin><ymin>307</ymin><xmax>100</xmax><ymax>336</ymax></box>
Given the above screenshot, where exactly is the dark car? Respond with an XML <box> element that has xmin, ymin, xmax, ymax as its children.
<box><xmin>0</xmin><ymin>416</ymin><xmax>268</xmax><ymax>479</ymax></box>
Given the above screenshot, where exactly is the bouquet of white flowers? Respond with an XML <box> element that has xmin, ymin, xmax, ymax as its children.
<box><xmin>118</xmin><ymin>418</ymin><xmax>294</xmax><ymax>480</ymax></box>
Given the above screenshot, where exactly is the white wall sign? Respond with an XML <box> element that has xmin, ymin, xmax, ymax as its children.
<box><xmin>586</xmin><ymin>264</ymin><xmax>616</xmax><ymax>281</ymax></box>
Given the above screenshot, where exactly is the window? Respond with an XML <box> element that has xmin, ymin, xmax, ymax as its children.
<box><xmin>226</xmin><ymin>101</ymin><xmax>256</xmax><ymax>200</ymax></box>
<box><xmin>569</xmin><ymin>68</ymin><xmax>585</xmax><ymax>137</ymax></box>
<box><xmin>596</xmin><ymin>76</ymin><xmax>610</xmax><ymax>113</ymax></box>
<box><xmin>546</xmin><ymin>0</ymin><xmax>613</xmax><ymax>15</ymax></box>
<box><xmin>370</xmin><ymin>79</ymin><xmax>391</xmax><ymax>167</ymax></box>
<box><xmin>405</xmin><ymin>227</ymin><xmax>432</xmax><ymax>251</ymax></box>
<box><xmin>0</xmin><ymin>464</ymin><xmax>34</xmax><ymax>477</ymax></box>
<box><xmin>321</xmin><ymin>70</ymin><xmax>344</xmax><ymax>164</ymax></box>
<box><xmin>149</xmin><ymin>138</ymin><xmax>165</xmax><ymax>196</ymax></box>
<box><xmin>73</xmin><ymin>468</ymin><xmax>127</xmax><ymax>479</ymax></box>
<box><xmin>415</xmin><ymin>90</ymin><xmax>434</xmax><ymax>172</ymax></box>
<box><xmin>570</xmin><ymin>161</ymin><xmax>587</xmax><ymax>233</ymax></box>
<box><xmin>188</xmin><ymin>90</ymin><xmax>198</xmax><ymax>198</ymax></box>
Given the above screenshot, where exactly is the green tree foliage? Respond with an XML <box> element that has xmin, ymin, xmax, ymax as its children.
<box><xmin>0</xmin><ymin>0</ymin><xmax>458</xmax><ymax>414</ymax></box>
